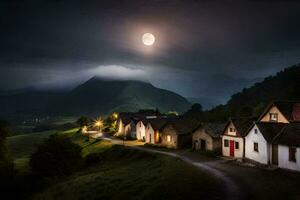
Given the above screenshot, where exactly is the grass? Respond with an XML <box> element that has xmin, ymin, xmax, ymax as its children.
<box><xmin>33</xmin><ymin>146</ymin><xmax>224</xmax><ymax>200</ymax></box>
<box><xmin>7</xmin><ymin>130</ymin><xmax>58</xmax><ymax>160</ymax></box>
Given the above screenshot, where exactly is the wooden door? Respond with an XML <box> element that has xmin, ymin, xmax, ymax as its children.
<box><xmin>230</xmin><ymin>140</ymin><xmax>235</xmax><ymax>157</ymax></box>
<box><xmin>200</xmin><ymin>139</ymin><xmax>206</xmax><ymax>151</ymax></box>
<box><xmin>272</xmin><ymin>144</ymin><xmax>278</xmax><ymax>165</ymax></box>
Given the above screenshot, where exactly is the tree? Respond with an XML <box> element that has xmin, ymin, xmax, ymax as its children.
<box><xmin>76</xmin><ymin>116</ymin><xmax>88</xmax><ymax>127</ymax></box>
<box><xmin>30</xmin><ymin>135</ymin><xmax>83</xmax><ymax>177</ymax></box>
<box><xmin>184</xmin><ymin>103</ymin><xmax>203</xmax><ymax>120</ymax></box>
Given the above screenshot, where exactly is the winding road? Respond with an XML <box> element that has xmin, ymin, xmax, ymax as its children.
<box><xmin>100</xmin><ymin>135</ymin><xmax>242</xmax><ymax>200</ymax></box>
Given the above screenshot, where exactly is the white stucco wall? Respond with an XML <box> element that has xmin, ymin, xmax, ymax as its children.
<box><xmin>278</xmin><ymin>145</ymin><xmax>300</xmax><ymax>171</ymax></box>
<box><xmin>136</xmin><ymin>121</ymin><xmax>146</xmax><ymax>140</ymax></box>
<box><xmin>222</xmin><ymin>135</ymin><xmax>244</xmax><ymax>158</ymax></box>
<box><xmin>116</xmin><ymin>119</ymin><xmax>125</xmax><ymax>136</ymax></box>
<box><xmin>145</xmin><ymin>123</ymin><xmax>155</xmax><ymax>144</ymax></box>
<box><xmin>245</xmin><ymin>125</ymin><xmax>269</xmax><ymax>164</ymax></box>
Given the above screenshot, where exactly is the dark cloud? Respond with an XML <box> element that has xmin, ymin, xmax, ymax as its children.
<box><xmin>1</xmin><ymin>0</ymin><xmax>300</xmax><ymax>107</ymax></box>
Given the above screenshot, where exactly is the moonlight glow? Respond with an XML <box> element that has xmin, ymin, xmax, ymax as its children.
<box><xmin>142</xmin><ymin>33</ymin><xmax>155</xmax><ymax>46</ymax></box>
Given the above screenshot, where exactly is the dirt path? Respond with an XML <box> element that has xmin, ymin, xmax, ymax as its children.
<box><xmin>101</xmin><ymin>136</ymin><xmax>241</xmax><ymax>200</ymax></box>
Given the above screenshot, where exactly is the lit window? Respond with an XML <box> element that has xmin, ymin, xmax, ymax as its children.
<box><xmin>235</xmin><ymin>142</ymin><xmax>239</xmax><ymax>149</ymax></box>
<box><xmin>254</xmin><ymin>142</ymin><xmax>258</xmax><ymax>152</ymax></box>
<box><xmin>269</xmin><ymin>113</ymin><xmax>278</xmax><ymax>122</ymax></box>
<box><xmin>167</xmin><ymin>135</ymin><xmax>171</xmax><ymax>142</ymax></box>
<box><xmin>254</xmin><ymin>129</ymin><xmax>258</xmax><ymax>134</ymax></box>
<box><xmin>224</xmin><ymin>139</ymin><xmax>229</xmax><ymax>147</ymax></box>
<box><xmin>289</xmin><ymin>147</ymin><xmax>297</xmax><ymax>162</ymax></box>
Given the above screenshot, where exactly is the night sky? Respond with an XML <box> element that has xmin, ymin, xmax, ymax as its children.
<box><xmin>1</xmin><ymin>0</ymin><xmax>300</xmax><ymax>106</ymax></box>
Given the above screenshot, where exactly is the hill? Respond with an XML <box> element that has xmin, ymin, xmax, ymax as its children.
<box><xmin>0</xmin><ymin>78</ymin><xmax>191</xmax><ymax>122</ymax></box>
<box><xmin>203</xmin><ymin>64</ymin><xmax>300</xmax><ymax>121</ymax></box>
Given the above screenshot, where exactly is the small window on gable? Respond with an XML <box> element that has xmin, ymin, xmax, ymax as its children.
<box><xmin>254</xmin><ymin>142</ymin><xmax>258</xmax><ymax>152</ymax></box>
<box><xmin>235</xmin><ymin>142</ymin><xmax>239</xmax><ymax>149</ymax></box>
<box><xmin>140</xmin><ymin>122</ymin><xmax>142</xmax><ymax>127</ymax></box>
<box><xmin>224</xmin><ymin>139</ymin><xmax>229</xmax><ymax>147</ymax></box>
<box><xmin>229</xmin><ymin>127</ymin><xmax>235</xmax><ymax>132</ymax></box>
<box><xmin>269</xmin><ymin>113</ymin><xmax>278</xmax><ymax>122</ymax></box>
<box><xmin>254</xmin><ymin>129</ymin><xmax>258</xmax><ymax>134</ymax></box>
<box><xmin>167</xmin><ymin>135</ymin><xmax>171</xmax><ymax>142</ymax></box>
<box><xmin>289</xmin><ymin>147</ymin><xmax>297</xmax><ymax>162</ymax></box>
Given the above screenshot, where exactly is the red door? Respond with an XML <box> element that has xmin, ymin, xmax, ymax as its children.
<box><xmin>230</xmin><ymin>140</ymin><xmax>235</xmax><ymax>157</ymax></box>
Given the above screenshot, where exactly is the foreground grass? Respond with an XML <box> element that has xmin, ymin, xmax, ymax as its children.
<box><xmin>33</xmin><ymin>146</ymin><xmax>224</xmax><ymax>200</ymax></box>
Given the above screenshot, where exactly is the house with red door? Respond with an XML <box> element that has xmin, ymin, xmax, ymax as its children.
<box><xmin>221</xmin><ymin>118</ymin><xmax>254</xmax><ymax>159</ymax></box>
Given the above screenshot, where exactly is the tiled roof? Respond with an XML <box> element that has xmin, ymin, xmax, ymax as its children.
<box><xmin>272</xmin><ymin>122</ymin><xmax>300</xmax><ymax>147</ymax></box>
<box><xmin>255</xmin><ymin>122</ymin><xmax>286</xmax><ymax>142</ymax></box>
<box><xmin>201</xmin><ymin>123</ymin><xmax>226</xmax><ymax>138</ymax></box>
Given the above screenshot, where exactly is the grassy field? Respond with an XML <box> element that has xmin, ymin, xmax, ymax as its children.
<box><xmin>33</xmin><ymin>145</ymin><xmax>224</xmax><ymax>200</ymax></box>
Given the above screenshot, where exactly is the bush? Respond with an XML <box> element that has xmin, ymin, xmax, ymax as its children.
<box><xmin>29</xmin><ymin>135</ymin><xmax>83</xmax><ymax>177</ymax></box>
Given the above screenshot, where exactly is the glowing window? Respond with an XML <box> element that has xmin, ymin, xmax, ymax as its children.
<box><xmin>167</xmin><ymin>135</ymin><xmax>171</xmax><ymax>142</ymax></box>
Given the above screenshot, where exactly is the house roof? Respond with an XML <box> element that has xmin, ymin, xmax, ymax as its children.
<box><xmin>272</xmin><ymin>122</ymin><xmax>300</xmax><ymax>147</ymax></box>
<box><xmin>118</xmin><ymin>112</ymin><xmax>158</xmax><ymax>125</ymax></box>
<box><xmin>147</xmin><ymin>118</ymin><xmax>170</xmax><ymax>131</ymax></box>
<box><xmin>258</xmin><ymin>101</ymin><xmax>300</xmax><ymax>122</ymax></box>
<box><xmin>201</xmin><ymin>123</ymin><xmax>226</xmax><ymax>138</ymax></box>
<box><xmin>165</xmin><ymin>118</ymin><xmax>201</xmax><ymax>135</ymax></box>
<box><xmin>255</xmin><ymin>122</ymin><xmax>286</xmax><ymax>142</ymax></box>
<box><xmin>224</xmin><ymin>117</ymin><xmax>255</xmax><ymax>137</ymax></box>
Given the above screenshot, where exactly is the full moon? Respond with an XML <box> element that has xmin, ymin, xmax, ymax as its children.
<box><xmin>142</xmin><ymin>33</ymin><xmax>155</xmax><ymax>46</ymax></box>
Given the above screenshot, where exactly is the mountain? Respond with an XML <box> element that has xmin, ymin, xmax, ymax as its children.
<box><xmin>0</xmin><ymin>78</ymin><xmax>191</xmax><ymax>121</ymax></box>
<box><xmin>203</xmin><ymin>64</ymin><xmax>300</xmax><ymax>121</ymax></box>
<box><xmin>51</xmin><ymin>77</ymin><xmax>191</xmax><ymax>115</ymax></box>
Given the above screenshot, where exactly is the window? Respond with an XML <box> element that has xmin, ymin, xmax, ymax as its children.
<box><xmin>254</xmin><ymin>129</ymin><xmax>258</xmax><ymax>134</ymax></box>
<box><xmin>140</xmin><ymin>122</ymin><xmax>142</xmax><ymax>127</ymax></box>
<box><xmin>289</xmin><ymin>147</ymin><xmax>297</xmax><ymax>162</ymax></box>
<box><xmin>229</xmin><ymin>127</ymin><xmax>235</xmax><ymax>132</ymax></box>
<box><xmin>235</xmin><ymin>142</ymin><xmax>239</xmax><ymax>149</ymax></box>
<box><xmin>224</xmin><ymin>139</ymin><xmax>229</xmax><ymax>147</ymax></box>
<box><xmin>167</xmin><ymin>135</ymin><xmax>171</xmax><ymax>142</ymax></box>
<box><xmin>254</xmin><ymin>142</ymin><xmax>259</xmax><ymax>152</ymax></box>
<box><xmin>269</xmin><ymin>113</ymin><xmax>278</xmax><ymax>122</ymax></box>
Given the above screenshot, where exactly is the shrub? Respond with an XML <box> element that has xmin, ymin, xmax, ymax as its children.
<box><xmin>29</xmin><ymin>135</ymin><xmax>83</xmax><ymax>177</ymax></box>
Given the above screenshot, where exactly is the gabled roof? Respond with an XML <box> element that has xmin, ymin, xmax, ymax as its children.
<box><xmin>118</xmin><ymin>111</ymin><xmax>159</xmax><ymax>125</ymax></box>
<box><xmin>258</xmin><ymin>101</ymin><xmax>300</xmax><ymax>122</ymax></box>
<box><xmin>164</xmin><ymin>118</ymin><xmax>201</xmax><ymax>135</ymax></box>
<box><xmin>147</xmin><ymin>118</ymin><xmax>170</xmax><ymax>131</ymax></box>
<box><xmin>223</xmin><ymin>117</ymin><xmax>255</xmax><ymax>137</ymax></box>
<box><xmin>254</xmin><ymin>122</ymin><xmax>286</xmax><ymax>142</ymax></box>
<box><xmin>201</xmin><ymin>123</ymin><xmax>226</xmax><ymax>138</ymax></box>
<box><xmin>272</xmin><ymin>122</ymin><xmax>300</xmax><ymax>147</ymax></box>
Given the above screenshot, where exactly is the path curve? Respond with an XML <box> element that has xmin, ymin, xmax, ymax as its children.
<box><xmin>101</xmin><ymin>137</ymin><xmax>241</xmax><ymax>200</ymax></box>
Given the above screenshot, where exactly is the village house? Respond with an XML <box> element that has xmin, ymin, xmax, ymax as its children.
<box><xmin>245</xmin><ymin>122</ymin><xmax>286</xmax><ymax>165</ymax></box>
<box><xmin>192</xmin><ymin>123</ymin><xmax>225</xmax><ymax>152</ymax></box>
<box><xmin>160</xmin><ymin>118</ymin><xmax>201</xmax><ymax>149</ymax></box>
<box><xmin>258</xmin><ymin>101</ymin><xmax>300</xmax><ymax>123</ymax></box>
<box><xmin>145</xmin><ymin>117</ymin><xmax>170</xmax><ymax>144</ymax></box>
<box><xmin>244</xmin><ymin>101</ymin><xmax>300</xmax><ymax>169</ymax></box>
<box><xmin>272</xmin><ymin>123</ymin><xmax>300</xmax><ymax>171</ymax></box>
<box><xmin>116</xmin><ymin>111</ymin><xmax>158</xmax><ymax>138</ymax></box>
<box><xmin>136</xmin><ymin>116</ymin><xmax>159</xmax><ymax>141</ymax></box>
<box><xmin>222</xmin><ymin>118</ymin><xmax>254</xmax><ymax>159</ymax></box>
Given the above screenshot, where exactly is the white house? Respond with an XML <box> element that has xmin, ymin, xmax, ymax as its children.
<box><xmin>222</xmin><ymin>118</ymin><xmax>254</xmax><ymax>159</ymax></box>
<box><xmin>145</xmin><ymin>118</ymin><xmax>169</xmax><ymax>144</ymax></box>
<box><xmin>273</xmin><ymin>123</ymin><xmax>300</xmax><ymax>171</ymax></box>
<box><xmin>245</xmin><ymin>122</ymin><xmax>285</xmax><ymax>165</ymax></box>
<box><xmin>136</xmin><ymin>119</ymin><xmax>147</xmax><ymax>141</ymax></box>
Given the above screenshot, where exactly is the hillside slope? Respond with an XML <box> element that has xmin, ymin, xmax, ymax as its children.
<box><xmin>204</xmin><ymin>64</ymin><xmax>300</xmax><ymax>121</ymax></box>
